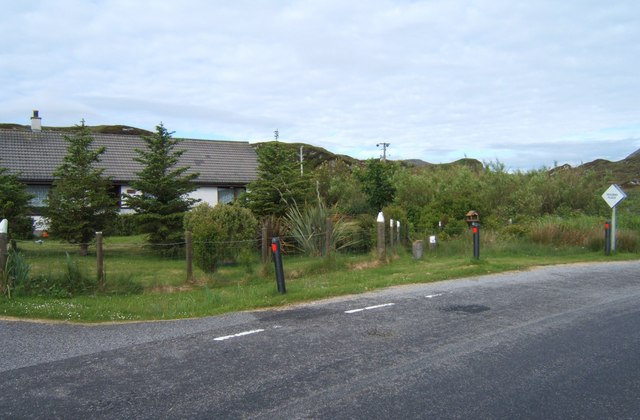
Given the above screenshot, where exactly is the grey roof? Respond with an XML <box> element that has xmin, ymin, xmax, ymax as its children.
<box><xmin>0</xmin><ymin>128</ymin><xmax>258</xmax><ymax>186</ymax></box>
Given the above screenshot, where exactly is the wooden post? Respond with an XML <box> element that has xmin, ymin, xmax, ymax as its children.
<box><xmin>0</xmin><ymin>219</ymin><xmax>8</xmax><ymax>278</ymax></box>
<box><xmin>96</xmin><ymin>232</ymin><xmax>104</xmax><ymax>290</ymax></box>
<box><xmin>325</xmin><ymin>217</ymin><xmax>332</xmax><ymax>257</ymax></box>
<box><xmin>377</xmin><ymin>212</ymin><xmax>385</xmax><ymax>261</ymax></box>
<box><xmin>261</xmin><ymin>224</ymin><xmax>269</xmax><ymax>263</ymax></box>
<box><xmin>185</xmin><ymin>231</ymin><xmax>193</xmax><ymax>283</ymax></box>
<box><xmin>0</xmin><ymin>234</ymin><xmax>6</xmax><ymax>278</ymax></box>
<box><xmin>389</xmin><ymin>219</ymin><xmax>394</xmax><ymax>249</ymax></box>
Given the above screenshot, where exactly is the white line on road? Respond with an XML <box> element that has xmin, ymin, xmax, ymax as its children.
<box><xmin>425</xmin><ymin>294</ymin><xmax>443</xmax><ymax>298</ymax></box>
<box><xmin>345</xmin><ymin>303</ymin><xmax>395</xmax><ymax>314</ymax></box>
<box><xmin>214</xmin><ymin>329</ymin><xmax>265</xmax><ymax>341</ymax></box>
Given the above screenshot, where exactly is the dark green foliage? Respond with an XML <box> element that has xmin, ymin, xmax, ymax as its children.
<box><xmin>0</xmin><ymin>167</ymin><xmax>34</xmax><ymax>239</ymax></box>
<box><xmin>46</xmin><ymin>121</ymin><xmax>118</xmax><ymax>255</ymax></box>
<box><xmin>242</xmin><ymin>142</ymin><xmax>311</xmax><ymax>218</ymax></box>
<box><xmin>103</xmin><ymin>214</ymin><xmax>143</xmax><ymax>236</ymax></box>
<box><xmin>313</xmin><ymin>160</ymin><xmax>369</xmax><ymax>216</ymax></box>
<box><xmin>125</xmin><ymin>123</ymin><xmax>199</xmax><ymax>246</ymax></box>
<box><xmin>346</xmin><ymin>213</ymin><xmax>376</xmax><ymax>253</ymax></box>
<box><xmin>184</xmin><ymin>203</ymin><xmax>259</xmax><ymax>273</ymax></box>
<box><xmin>354</xmin><ymin>159</ymin><xmax>397</xmax><ymax>213</ymax></box>
<box><xmin>394</xmin><ymin>160</ymin><xmax>614</xmax><ymax>238</ymax></box>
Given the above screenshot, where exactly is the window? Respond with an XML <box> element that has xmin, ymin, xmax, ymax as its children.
<box><xmin>218</xmin><ymin>187</ymin><xmax>245</xmax><ymax>204</ymax></box>
<box><xmin>26</xmin><ymin>185</ymin><xmax>50</xmax><ymax>207</ymax></box>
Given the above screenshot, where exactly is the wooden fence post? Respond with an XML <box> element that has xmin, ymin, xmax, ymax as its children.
<box><xmin>185</xmin><ymin>231</ymin><xmax>193</xmax><ymax>283</ymax></box>
<box><xmin>261</xmin><ymin>224</ymin><xmax>269</xmax><ymax>263</ymax></box>
<box><xmin>96</xmin><ymin>232</ymin><xmax>104</xmax><ymax>290</ymax></box>
<box><xmin>325</xmin><ymin>217</ymin><xmax>332</xmax><ymax>257</ymax></box>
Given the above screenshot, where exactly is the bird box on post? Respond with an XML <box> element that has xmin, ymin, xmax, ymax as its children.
<box><xmin>465</xmin><ymin>210</ymin><xmax>480</xmax><ymax>227</ymax></box>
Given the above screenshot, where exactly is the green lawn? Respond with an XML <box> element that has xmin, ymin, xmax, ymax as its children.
<box><xmin>1</xmin><ymin>235</ymin><xmax>638</xmax><ymax>323</ymax></box>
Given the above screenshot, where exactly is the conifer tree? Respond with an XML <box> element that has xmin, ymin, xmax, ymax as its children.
<box><xmin>125</xmin><ymin>123</ymin><xmax>199</xmax><ymax>246</ymax></box>
<box><xmin>0</xmin><ymin>166</ymin><xmax>34</xmax><ymax>238</ymax></box>
<box><xmin>46</xmin><ymin>121</ymin><xmax>117</xmax><ymax>255</ymax></box>
<box><xmin>242</xmin><ymin>142</ymin><xmax>310</xmax><ymax>218</ymax></box>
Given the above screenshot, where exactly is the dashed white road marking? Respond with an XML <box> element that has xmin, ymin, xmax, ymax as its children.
<box><xmin>214</xmin><ymin>329</ymin><xmax>265</xmax><ymax>341</ymax></box>
<box><xmin>425</xmin><ymin>293</ymin><xmax>443</xmax><ymax>299</ymax></box>
<box><xmin>345</xmin><ymin>303</ymin><xmax>395</xmax><ymax>314</ymax></box>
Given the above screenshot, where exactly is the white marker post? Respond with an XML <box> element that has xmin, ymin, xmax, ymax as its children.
<box><xmin>0</xmin><ymin>219</ymin><xmax>8</xmax><ymax>277</ymax></box>
<box><xmin>601</xmin><ymin>184</ymin><xmax>627</xmax><ymax>252</ymax></box>
<box><xmin>377</xmin><ymin>212</ymin><xmax>385</xmax><ymax>260</ymax></box>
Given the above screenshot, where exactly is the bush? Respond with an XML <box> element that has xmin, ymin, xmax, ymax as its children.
<box><xmin>184</xmin><ymin>203</ymin><xmax>259</xmax><ymax>273</ymax></box>
<box><xmin>104</xmin><ymin>214</ymin><xmax>143</xmax><ymax>236</ymax></box>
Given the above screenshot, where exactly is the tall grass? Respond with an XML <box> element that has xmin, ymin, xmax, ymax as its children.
<box><xmin>2</xmin><ymin>250</ymin><xmax>31</xmax><ymax>298</ymax></box>
<box><xmin>1</xmin><ymin>221</ymin><xmax>638</xmax><ymax>322</ymax></box>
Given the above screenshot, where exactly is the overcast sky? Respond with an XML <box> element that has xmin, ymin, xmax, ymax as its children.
<box><xmin>1</xmin><ymin>0</ymin><xmax>639</xmax><ymax>170</ymax></box>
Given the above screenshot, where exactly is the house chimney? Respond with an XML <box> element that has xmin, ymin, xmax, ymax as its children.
<box><xmin>30</xmin><ymin>110</ymin><xmax>42</xmax><ymax>132</ymax></box>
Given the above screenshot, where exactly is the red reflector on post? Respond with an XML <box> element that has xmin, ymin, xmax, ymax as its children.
<box><xmin>472</xmin><ymin>227</ymin><xmax>478</xmax><ymax>234</ymax></box>
<box><xmin>271</xmin><ymin>243</ymin><xmax>277</xmax><ymax>253</ymax></box>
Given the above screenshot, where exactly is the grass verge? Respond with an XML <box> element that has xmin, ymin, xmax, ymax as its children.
<box><xmin>1</xmin><ymin>238</ymin><xmax>638</xmax><ymax>323</ymax></box>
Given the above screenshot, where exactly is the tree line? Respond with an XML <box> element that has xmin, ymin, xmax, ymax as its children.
<box><xmin>0</xmin><ymin>125</ymin><xmax>627</xmax><ymax>260</ymax></box>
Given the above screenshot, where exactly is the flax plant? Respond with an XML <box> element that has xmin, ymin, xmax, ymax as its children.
<box><xmin>285</xmin><ymin>203</ymin><xmax>359</xmax><ymax>256</ymax></box>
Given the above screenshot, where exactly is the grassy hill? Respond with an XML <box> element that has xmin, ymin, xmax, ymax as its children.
<box><xmin>0</xmin><ymin>123</ymin><xmax>152</xmax><ymax>136</ymax></box>
<box><xmin>3</xmin><ymin>122</ymin><xmax>639</xmax><ymax>185</ymax></box>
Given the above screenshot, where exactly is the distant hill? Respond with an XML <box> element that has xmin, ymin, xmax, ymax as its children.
<box><xmin>3</xmin><ymin>122</ymin><xmax>639</xmax><ymax>186</ymax></box>
<box><xmin>253</xmin><ymin>141</ymin><xmax>360</xmax><ymax>170</ymax></box>
<box><xmin>0</xmin><ymin>123</ymin><xmax>152</xmax><ymax>136</ymax></box>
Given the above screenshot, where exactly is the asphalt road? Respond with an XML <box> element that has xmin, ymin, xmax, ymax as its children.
<box><xmin>1</xmin><ymin>260</ymin><xmax>639</xmax><ymax>419</ymax></box>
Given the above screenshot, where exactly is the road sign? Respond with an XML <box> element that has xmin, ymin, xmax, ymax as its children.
<box><xmin>602</xmin><ymin>184</ymin><xmax>627</xmax><ymax>208</ymax></box>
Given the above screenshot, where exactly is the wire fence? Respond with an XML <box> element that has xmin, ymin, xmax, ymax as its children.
<box><xmin>4</xmin><ymin>228</ymin><xmax>397</xmax><ymax>285</ymax></box>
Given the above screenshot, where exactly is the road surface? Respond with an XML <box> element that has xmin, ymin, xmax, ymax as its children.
<box><xmin>1</xmin><ymin>261</ymin><xmax>639</xmax><ymax>418</ymax></box>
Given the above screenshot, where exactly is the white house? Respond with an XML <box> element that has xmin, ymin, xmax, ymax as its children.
<box><xmin>0</xmin><ymin>111</ymin><xmax>258</xmax><ymax>225</ymax></box>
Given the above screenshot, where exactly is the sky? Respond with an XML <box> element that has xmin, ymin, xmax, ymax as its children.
<box><xmin>1</xmin><ymin>0</ymin><xmax>639</xmax><ymax>170</ymax></box>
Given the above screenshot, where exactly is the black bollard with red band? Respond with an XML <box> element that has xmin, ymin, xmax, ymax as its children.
<box><xmin>472</xmin><ymin>222</ymin><xmax>480</xmax><ymax>260</ymax></box>
<box><xmin>271</xmin><ymin>237</ymin><xmax>286</xmax><ymax>294</ymax></box>
<box><xmin>604</xmin><ymin>220</ymin><xmax>611</xmax><ymax>256</ymax></box>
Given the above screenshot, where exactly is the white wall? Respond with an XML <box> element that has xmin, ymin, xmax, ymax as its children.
<box><xmin>119</xmin><ymin>185</ymin><xmax>219</xmax><ymax>214</ymax></box>
<box><xmin>188</xmin><ymin>186</ymin><xmax>218</xmax><ymax>206</ymax></box>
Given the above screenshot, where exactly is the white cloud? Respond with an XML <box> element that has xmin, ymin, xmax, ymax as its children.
<box><xmin>1</xmin><ymin>0</ymin><xmax>639</xmax><ymax>169</ymax></box>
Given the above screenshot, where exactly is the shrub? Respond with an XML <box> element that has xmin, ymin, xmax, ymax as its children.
<box><xmin>104</xmin><ymin>214</ymin><xmax>143</xmax><ymax>236</ymax></box>
<box><xmin>184</xmin><ymin>203</ymin><xmax>259</xmax><ymax>273</ymax></box>
<box><xmin>285</xmin><ymin>203</ymin><xmax>360</xmax><ymax>256</ymax></box>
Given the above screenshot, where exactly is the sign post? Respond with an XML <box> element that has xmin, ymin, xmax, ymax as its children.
<box><xmin>601</xmin><ymin>184</ymin><xmax>627</xmax><ymax>252</ymax></box>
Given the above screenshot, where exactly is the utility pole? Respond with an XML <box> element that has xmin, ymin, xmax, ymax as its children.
<box><xmin>300</xmin><ymin>145</ymin><xmax>304</xmax><ymax>175</ymax></box>
<box><xmin>376</xmin><ymin>142</ymin><xmax>390</xmax><ymax>162</ymax></box>
<box><xmin>274</xmin><ymin>129</ymin><xmax>279</xmax><ymax>141</ymax></box>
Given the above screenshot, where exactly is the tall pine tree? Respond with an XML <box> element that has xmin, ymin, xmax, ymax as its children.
<box><xmin>46</xmin><ymin>121</ymin><xmax>117</xmax><ymax>255</ymax></box>
<box><xmin>242</xmin><ymin>142</ymin><xmax>310</xmax><ymax>218</ymax></box>
<box><xmin>125</xmin><ymin>123</ymin><xmax>199</xmax><ymax>246</ymax></box>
